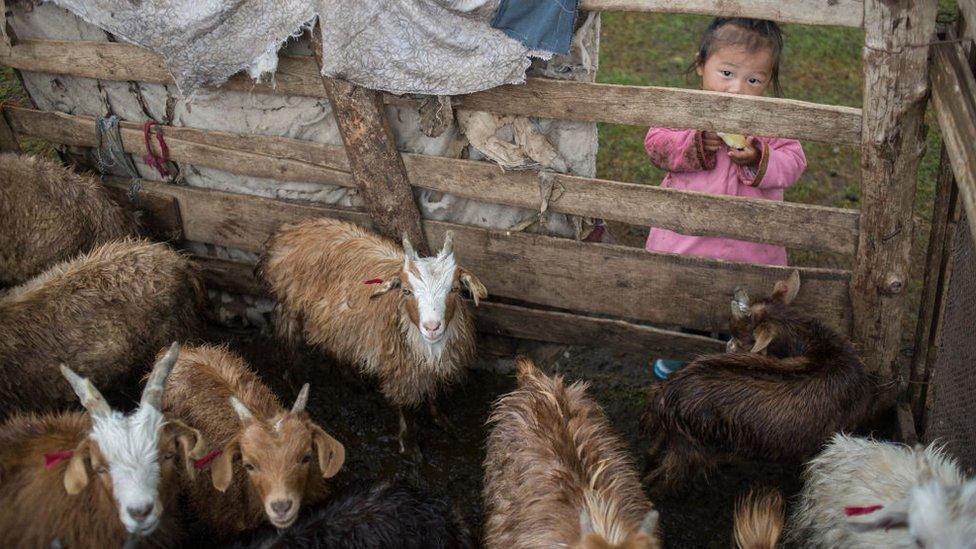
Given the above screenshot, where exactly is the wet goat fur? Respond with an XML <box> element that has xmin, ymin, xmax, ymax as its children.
<box><xmin>0</xmin><ymin>239</ymin><xmax>204</xmax><ymax>417</ymax></box>
<box><xmin>228</xmin><ymin>480</ymin><xmax>475</xmax><ymax>549</ymax></box>
<box><xmin>0</xmin><ymin>152</ymin><xmax>137</xmax><ymax>286</ymax></box>
<box><xmin>484</xmin><ymin>357</ymin><xmax>660</xmax><ymax>549</ymax></box>
<box><xmin>642</xmin><ymin>272</ymin><xmax>872</xmax><ymax>487</ymax></box>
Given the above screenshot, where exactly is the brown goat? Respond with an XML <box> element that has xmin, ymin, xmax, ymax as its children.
<box><xmin>641</xmin><ymin>271</ymin><xmax>872</xmax><ymax>488</ymax></box>
<box><xmin>0</xmin><ymin>343</ymin><xmax>205</xmax><ymax>548</ymax></box>
<box><xmin>0</xmin><ymin>239</ymin><xmax>204</xmax><ymax>417</ymax></box>
<box><xmin>161</xmin><ymin>344</ymin><xmax>345</xmax><ymax>537</ymax></box>
<box><xmin>0</xmin><ymin>153</ymin><xmax>137</xmax><ymax>286</ymax></box>
<box><xmin>258</xmin><ymin>218</ymin><xmax>486</xmax><ymax>452</ymax></box>
<box><xmin>484</xmin><ymin>357</ymin><xmax>660</xmax><ymax>549</ymax></box>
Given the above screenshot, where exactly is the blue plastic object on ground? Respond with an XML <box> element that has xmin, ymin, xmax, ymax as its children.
<box><xmin>652</xmin><ymin>358</ymin><xmax>686</xmax><ymax>380</ymax></box>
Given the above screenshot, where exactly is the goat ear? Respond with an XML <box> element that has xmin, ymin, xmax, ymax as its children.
<box><xmin>639</xmin><ymin>509</ymin><xmax>660</xmax><ymax>536</ymax></box>
<box><xmin>459</xmin><ymin>268</ymin><xmax>487</xmax><ymax>306</ymax></box>
<box><xmin>847</xmin><ymin>499</ymin><xmax>909</xmax><ymax>532</ymax></box>
<box><xmin>211</xmin><ymin>437</ymin><xmax>240</xmax><ymax>492</ymax></box>
<box><xmin>369</xmin><ymin>276</ymin><xmax>401</xmax><ymax>299</ymax></box>
<box><xmin>915</xmin><ymin>447</ymin><xmax>933</xmax><ymax>483</ymax></box>
<box><xmin>166</xmin><ymin>419</ymin><xmax>207</xmax><ymax>479</ymax></box>
<box><xmin>750</xmin><ymin>326</ymin><xmax>775</xmax><ymax>355</ymax></box>
<box><xmin>311</xmin><ymin>424</ymin><xmax>345</xmax><ymax>479</ymax></box>
<box><xmin>731</xmin><ymin>287</ymin><xmax>750</xmax><ymax>321</ymax></box>
<box><xmin>63</xmin><ymin>439</ymin><xmax>91</xmax><ymax>495</ymax></box>
<box><xmin>772</xmin><ymin>270</ymin><xmax>801</xmax><ymax>305</ymax></box>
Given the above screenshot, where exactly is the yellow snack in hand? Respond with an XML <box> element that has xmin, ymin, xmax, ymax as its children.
<box><xmin>717</xmin><ymin>132</ymin><xmax>748</xmax><ymax>150</ymax></box>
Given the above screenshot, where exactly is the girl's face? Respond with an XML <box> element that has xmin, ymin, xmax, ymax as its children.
<box><xmin>696</xmin><ymin>44</ymin><xmax>774</xmax><ymax>96</ymax></box>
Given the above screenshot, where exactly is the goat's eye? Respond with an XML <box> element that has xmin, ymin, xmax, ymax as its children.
<box><xmin>163</xmin><ymin>452</ymin><xmax>176</xmax><ymax>461</ymax></box>
<box><xmin>243</xmin><ymin>463</ymin><xmax>255</xmax><ymax>472</ymax></box>
<box><xmin>300</xmin><ymin>454</ymin><xmax>312</xmax><ymax>464</ymax></box>
<box><xmin>96</xmin><ymin>465</ymin><xmax>108</xmax><ymax>475</ymax></box>
<box><xmin>451</xmin><ymin>286</ymin><xmax>460</xmax><ymax>293</ymax></box>
<box><xmin>401</xmin><ymin>288</ymin><xmax>413</xmax><ymax>297</ymax></box>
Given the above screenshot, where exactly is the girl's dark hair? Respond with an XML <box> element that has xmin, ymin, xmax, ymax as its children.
<box><xmin>692</xmin><ymin>17</ymin><xmax>784</xmax><ymax>96</ymax></box>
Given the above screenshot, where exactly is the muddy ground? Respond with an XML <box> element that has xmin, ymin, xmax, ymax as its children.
<box><xmin>145</xmin><ymin>322</ymin><xmax>893</xmax><ymax>548</ymax></box>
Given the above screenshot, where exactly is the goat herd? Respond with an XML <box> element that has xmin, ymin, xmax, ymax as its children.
<box><xmin>0</xmin><ymin>151</ymin><xmax>973</xmax><ymax>549</ymax></box>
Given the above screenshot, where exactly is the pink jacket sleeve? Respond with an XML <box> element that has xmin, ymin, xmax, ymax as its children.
<box><xmin>644</xmin><ymin>128</ymin><xmax>716</xmax><ymax>172</ymax></box>
<box><xmin>737</xmin><ymin>137</ymin><xmax>807</xmax><ymax>189</ymax></box>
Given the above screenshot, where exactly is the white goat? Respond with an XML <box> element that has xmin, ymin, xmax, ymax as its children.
<box><xmin>0</xmin><ymin>342</ymin><xmax>205</xmax><ymax>548</ymax></box>
<box><xmin>787</xmin><ymin>433</ymin><xmax>976</xmax><ymax>548</ymax></box>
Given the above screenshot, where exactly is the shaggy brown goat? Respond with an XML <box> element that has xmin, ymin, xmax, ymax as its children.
<box><xmin>0</xmin><ymin>343</ymin><xmax>205</xmax><ymax>549</ymax></box>
<box><xmin>0</xmin><ymin>153</ymin><xmax>137</xmax><ymax>286</ymax></box>
<box><xmin>641</xmin><ymin>271</ymin><xmax>872</xmax><ymax>488</ymax></box>
<box><xmin>0</xmin><ymin>239</ymin><xmax>204</xmax><ymax>417</ymax></box>
<box><xmin>162</xmin><ymin>344</ymin><xmax>345</xmax><ymax>537</ymax></box>
<box><xmin>484</xmin><ymin>357</ymin><xmax>660</xmax><ymax>549</ymax></box>
<box><xmin>258</xmin><ymin>218</ymin><xmax>486</xmax><ymax>453</ymax></box>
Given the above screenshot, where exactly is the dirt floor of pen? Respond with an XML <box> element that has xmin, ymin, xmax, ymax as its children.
<box><xmin>126</xmin><ymin>322</ymin><xmax>889</xmax><ymax>548</ymax></box>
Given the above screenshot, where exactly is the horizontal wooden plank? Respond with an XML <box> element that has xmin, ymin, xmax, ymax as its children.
<box><xmin>191</xmin><ymin>253</ymin><xmax>729</xmax><ymax>359</ymax></box>
<box><xmin>930</xmin><ymin>42</ymin><xmax>976</xmax><ymax>244</ymax></box>
<box><xmin>0</xmin><ymin>39</ymin><xmax>862</xmax><ymax>144</ymax></box>
<box><xmin>581</xmin><ymin>0</ymin><xmax>864</xmax><ymax>28</ymax></box>
<box><xmin>458</xmin><ymin>78</ymin><xmax>862</xmax><ymax>144</ymax></box>
<box><xmin>6</xmin><ymin>106</ymin><xmax>859</xmax><ymax>254</ymax></box>
<box><xmin>101</xmin><ymin>177</ymin><xmax>852</xmax><ymax>333</ymax></box>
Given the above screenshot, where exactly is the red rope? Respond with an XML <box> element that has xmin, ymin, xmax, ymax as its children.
<box><xmin>844</xmin><ymin>504</ymin><xmax>884</xmax><ymax>516</ymax></box>
<box><xmin>193</xmin><ymin>448</ymin><xmax>222</xmax><ymax>470</ymax></box>
<box><xmin>142</xmin><ymin>120</ymin><xmax>170</xmax><ymax>178</ymax></box>
<box><xmin>44</xmin><ymin>450</ymin><xmax>74</xmax><ymax>470</ymax></box>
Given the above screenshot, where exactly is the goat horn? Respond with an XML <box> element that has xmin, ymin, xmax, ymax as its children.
<box><xmin>291</xmin><ymin>383</ymin><xmax>310</xmax><ymax>414</ymax></box>
<box><xmin>230</xmin><ymin>396</ymin><xmax>255</xmax><ymax>423</ymax></box>
<box><xmin>60</xmin><ymin>364</ymin><xmax>111</xmax><ymax>417</ymax></box>
<box><xmin>141</xmin><ymin>342</ymin><xmax>180</xmax><ymax>410</ymax></box>
<box><xmin>402</xmin><ymin>233</ymin><xmax>418</xmax><ymax>260</ymax></box>
<box><xmin>440</xmin><ymin>231</ymin><xmax>454</xmax><ymax>257</ymax></box>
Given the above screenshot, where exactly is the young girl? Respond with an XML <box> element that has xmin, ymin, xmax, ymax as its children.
<box><xmin>644</xmin><ymin>18</ymin><xmax>806</xmax><ymax>266</ymax></box>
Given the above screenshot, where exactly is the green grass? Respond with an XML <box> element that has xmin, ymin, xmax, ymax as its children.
<box><xmin>0</xmin><ymin>66</ymin><xmax>56</xmax><ymax>157</ymax></box>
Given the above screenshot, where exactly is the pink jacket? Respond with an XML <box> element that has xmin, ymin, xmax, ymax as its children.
<box><xmin>644</xmin><ymin>128</ymin><xmax>806</xmax><ymax>266</ymax></box>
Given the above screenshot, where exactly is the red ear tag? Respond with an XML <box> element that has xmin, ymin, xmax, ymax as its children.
<box><xmin>44</xmin><ymin>451</ymin><xmax>74</xmax><ymax>470</ymax></box>
<box><xmin>844</xmin><ymin>505</ymin><xmax>884</xmax><ymax>516</ymax></box>
<box><xmin>193</xmin><ymin>448</ymin><xmax>223</xmax><ymax>470</ymax></box>
<box><xmin>363</xmin><ymin>278</ymin><xmax>384</xmax><ymax>285</ymax></box>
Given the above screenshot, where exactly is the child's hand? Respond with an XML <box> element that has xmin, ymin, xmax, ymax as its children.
<box><xmin>701</xmin><ymin>131</ymin><xmax>723</xmax><ymax>153</ymax></box>
<box><xmin>728</xmin><ymin>140</ymin><xmax>761</xmax><ymax>167</ymax></box>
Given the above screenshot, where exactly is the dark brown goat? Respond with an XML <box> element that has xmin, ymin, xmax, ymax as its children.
<box><xmin>0</xmin><ymin>239</ymin><xmax>204</xmax><ymax>417</ymax></box>
<box><xmin>0</xmin><ymin>153</ymin><xmax>137</xmax><ymax>286</ymax></box>
<box><xmin>641</xmin><ymin>271</ymin><xmax>872</xmax><ymax>488</ymax></box>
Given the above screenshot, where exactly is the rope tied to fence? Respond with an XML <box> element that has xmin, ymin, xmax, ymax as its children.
<box><xmin>94</xmin><ymin>115</ymin><xmax>139</xmax><ymax>177</ymax></box>
<box><xmin>143</xmin><ymin>120</ymin><xmax>170</xmax><ymax>178</ymax></box>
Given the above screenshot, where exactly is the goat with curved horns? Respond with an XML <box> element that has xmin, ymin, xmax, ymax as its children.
<box><xmin>641</xmin><ymin>271</ymin><xmax>873</xmax><ymax>488</ymax></box>
<box><xmin>0</xmin><ymin>342</ymin><xmax>206</xmax><ymax>548</ymax></box>
<box><xmin>258</xmin><ymin>219</ymin><xmax>486</xmax><ymax>455</ymax></box>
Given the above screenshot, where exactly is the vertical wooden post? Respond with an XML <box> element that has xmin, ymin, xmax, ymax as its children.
<box><xmin>852</xmin><ymin>0</ymin><xmax>938</xmax><ymax>378</ymax></box>
<box><xmin>309</xmin><ymin>22</ymin><xmax>429</xmax><ymax>255</ymax></box>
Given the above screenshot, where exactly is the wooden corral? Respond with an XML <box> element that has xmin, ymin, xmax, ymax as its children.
<box><xmin>0</xmin><ymin>1</ymin><xmax>939</xmax><ymax>380</ymax></box>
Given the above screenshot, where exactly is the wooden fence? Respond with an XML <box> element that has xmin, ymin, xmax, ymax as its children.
<box><xmin>0</xmin><ymin>1</ymin><xmax>938</xmax><ymax>374</ymax></box>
